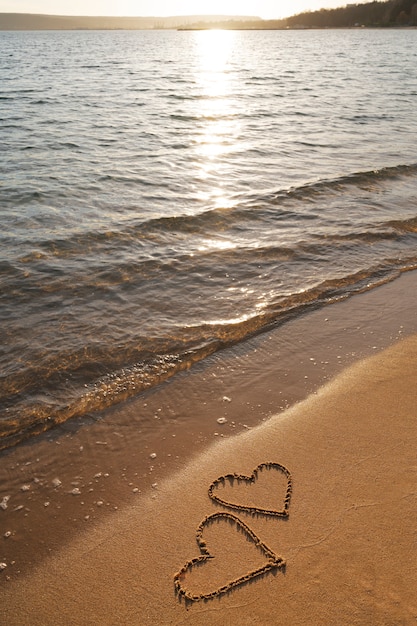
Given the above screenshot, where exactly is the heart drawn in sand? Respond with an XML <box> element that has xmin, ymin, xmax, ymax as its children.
<box><xmin>174</xmin><ymin>512</ymin><xmax>285</xmax><ymax>602</ymax></box>
<box><xmin>208</xmin><ymin>462</ymin><xmax>292</xmax><ymax>517</ymax></box>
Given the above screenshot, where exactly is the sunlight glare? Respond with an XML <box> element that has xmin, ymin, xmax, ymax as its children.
<box><xmin>197</xmin><ymin>237</ymin><xmax>237</xmax><ymax>252</ymax></box>
<box><xmin>197</xmin><ymin>29</ymin><xmax>234</xmax><ymax>72</ymax></box>
<box><xmin>192</xmin><ymin>30</ymin><xmax>240</xmax><ymax>209</ymax></box>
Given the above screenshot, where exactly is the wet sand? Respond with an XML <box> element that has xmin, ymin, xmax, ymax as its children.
<box><xmin>1</xmin><ymin>328</ymin><xmax>416</xmax><ymax>624</ymax></box>
<box><xmin>0</xmin><ymin>271</ymin><xmax>417</xmax><ymax>624</ymax></box>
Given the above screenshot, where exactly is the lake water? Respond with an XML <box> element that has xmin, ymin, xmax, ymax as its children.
<box><xmin>1</xmin><ymin>28</ymin><xmax>416</xmax><ymax>449</ymax></box>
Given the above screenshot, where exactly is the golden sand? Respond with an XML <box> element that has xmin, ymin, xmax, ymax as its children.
<box><xmin>1</xmin><ymin>335</ymin><xmax>416</xmax><ymax>625</ymax></box>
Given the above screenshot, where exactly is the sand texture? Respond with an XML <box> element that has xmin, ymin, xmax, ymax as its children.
<box><xmin>1</xmin><ymin>335</ymin><xmax>416</xmax><ymax>625</ymax></box>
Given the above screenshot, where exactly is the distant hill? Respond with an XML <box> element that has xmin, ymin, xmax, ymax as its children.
<box><xmin>284</xmin><ymin>0</ymin><xmax>417</xmax><ymax>28</ymax></box>
<box><xmin>0</xmin><ymin>13</ymin><xmax>260</xmax><ymax>30</ymax></box>
<box><xmin>1</xmin><ymin>1</ymin><xmax>416</xmax><ymax>31</ymax></box>
<box><xmin>180</xmin><ymin>0</ymin><xmax>417</xmax><ymax>29</ymax></box>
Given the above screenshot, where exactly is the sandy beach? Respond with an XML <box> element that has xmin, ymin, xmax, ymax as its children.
<box><xmin>1</xmin><ymin>321</ymin><xmax>416</xmax><ymax>623</ymax></box>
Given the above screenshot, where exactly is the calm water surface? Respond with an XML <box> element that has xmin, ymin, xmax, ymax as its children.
<box><xmin>1</xmin><ymin>29</ymin><xmax>416</xmax><ymax>448</ymax></box>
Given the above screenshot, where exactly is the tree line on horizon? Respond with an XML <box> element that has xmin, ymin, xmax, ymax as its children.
<box><xmin>285</xmin><ymin>0</ymin><xmax>417</xmax><ymax>28</ymax></box>
<box><xmin>184</xmin><ymin>0</ymin><xmax>417</xmax><ymax>29</ymax></box>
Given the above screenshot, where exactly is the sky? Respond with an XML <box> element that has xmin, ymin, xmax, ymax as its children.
<box><xmin>0</xmin><ymin>0</ymin><xmax>370</xmax><ymax>20</ymax></box>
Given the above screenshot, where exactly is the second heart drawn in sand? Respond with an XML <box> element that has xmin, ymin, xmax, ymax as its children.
<box><xmin>208</xmin><ymin>462</ymin><xmax>292</xmax><ymax>517</ymax></box>
<box><xmin>174</xmin><ymin>512</ymin><xmax>286</xmax><ymax>602</ymax></box>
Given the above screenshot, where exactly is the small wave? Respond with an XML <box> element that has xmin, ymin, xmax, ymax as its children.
<box><xmin>165</xmin><ymin>93</ymin><xmax>216</xmax><ymax>101</ymax></box>
<box><xmin>315</xmin><ymin>230</ymin><xmax>400</xmax><ymax>244</ymax></box>
<box><xmin>0</xmin><ymin>349</ymin><xmax>209</xmax><ymax>450</ymax></box>
<box><xmin>97</xmin><ymin>174</ymin><xmax>159</xmax><ymax>185</ymax></box>
<box><xmin>293</xmin><ymin>110</ymin><xmax>318</xmax><ymax>117</ymax></box>
<box><xmin>169</xmin><ymin>113</ymin><xmax>200</xmax><ymax>122</ymax></box>
<box><xmin>30</xmin><ymin>99</ymin><xmax>52</xmax><ymax>105</ymax></box>
<box><xmin>2</xmin><ymin>89</ymin><xmax>36</xmax><ymax>94</ymax></box>
<box><xmin>1</xmin><ymin>189</ymin><xmax>46</xmax><ymax>205</ymax></box>
<box><xmin>244</xmin><ymin>163</ymin><xmax>417</xmax><ymax>207</ymax></box>
<box><xmin>47</xmin><ymin>141</ymin><xmax>81</xmax><ymax>150</ymax></box>
<box><xmin>1</xmin><ymin>121</ymin><xmax>26</xmax><ymax>128</ymax></box>
<box><xmin>385</xmin><ymin>215</ymin><xmax>417</xmax><ymax>233</ymax></box>
<box><xmin>7</xmin><ymin>162</ymin><xmax>416</xmax><ymax>265</ymax></box>
<box><xmin>319</xmin><ymin>162</ymin><xmax>417</xmax><ymax>188</ymax></box>
<box><xmin>2</xmin><ymin>260</ymin><xmax>416</xmax><ymax>452</ymax></box>
<box><xmin>343</xmin><ymin>113</ymin><xmax>395</xmax><ymax>122</ymax></box>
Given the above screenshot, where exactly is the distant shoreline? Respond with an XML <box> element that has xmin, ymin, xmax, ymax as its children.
<box><xmin>0</xmin><ymin>13</ymin><xmax>259</xmax><ymax>31</ymax></box>
<box><xmin>2</xmin><ymin>2</ymin><xmax>417</xmax><ymax>31</ymax></box>
<box><xmin>177</xmin><ymin>25</ymin><xmax>417</xmax><ymax>31</ymax></box>
<box><xmin>1</xmin><ymin>26</ymin><xmax>415</xmax><ymax>32</ymax></box>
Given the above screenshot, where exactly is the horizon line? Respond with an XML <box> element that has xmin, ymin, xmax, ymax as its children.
<box><xmin>0</xmin><ymin>12</ymin><xmax>277</xmax><ymax>20</ymax></box>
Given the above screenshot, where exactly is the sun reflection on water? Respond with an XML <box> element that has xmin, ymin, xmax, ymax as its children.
<box><xmin>197</xmin><ymin>237</ymin><xmax>237</xmax><ymax>252</ymax></box>
<box><xmin>192</xmin><ymin>30</ymin><xmax>240</xmax><ymax>210</ymax></box>
<box><xmin>197</xmin><ymin>29</ymin><xmax>233</xmax><ymax>65</ymax></box>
